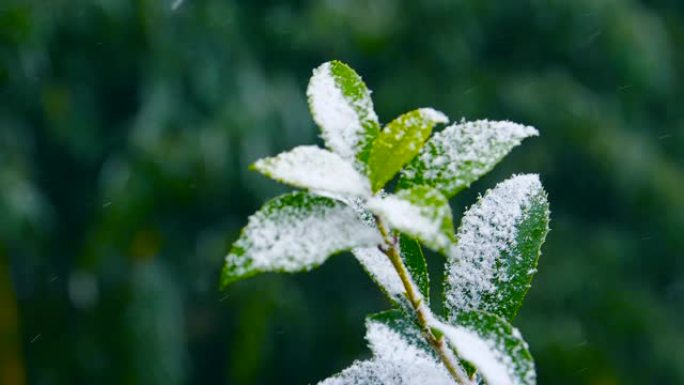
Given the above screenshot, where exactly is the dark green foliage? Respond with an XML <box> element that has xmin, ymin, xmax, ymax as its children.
<box><xmin>501</xmin><ymin>189</ymin><xmax>550</xmax><ymax>321</ymax></box>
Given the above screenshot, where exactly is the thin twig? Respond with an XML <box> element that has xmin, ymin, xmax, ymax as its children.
<box><xmin>375</xmin><ymin>216</ymin><xmax>471</xmax><ymax>385</ymax></box>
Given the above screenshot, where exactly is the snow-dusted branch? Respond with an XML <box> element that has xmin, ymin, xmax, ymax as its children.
<box><xmin>220</xmin><ymin>60</ymin><xmax>550</xmax><ymax>385</ymax></box>
<box><xmin>375</xmin><ymin>215</ymin><xmax>473</xmax><ymax>385</ymax></box>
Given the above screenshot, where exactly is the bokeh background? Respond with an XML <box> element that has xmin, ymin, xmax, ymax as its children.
<box><xmin>1</xmin><ymin>0</ymin><xmax>683</xmax><ymax>384</ymax></box>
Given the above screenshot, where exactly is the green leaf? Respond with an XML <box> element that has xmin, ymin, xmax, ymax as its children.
<box><xmin>444</xmin><ymin>174</ymin><xmax>550</xmax><ymax>322</ymax></box>
<box><xmin>400</xmin><ymin>234</ymin><xmax>430</xmax><ymax>301</ymax></box>
<box><xmin>440</xmin><ymin>310</ymin><xmax>536</xmax><ymax>385</ymax></box>
<box><xmin>221</xmin><ymin>192</ymin><xmax>381</xmax><ymax>287</ymax></box>
<box><xmin>368</xmin><ymin>108</ymin><xmax>448</xmax><ymax>192</ymax></box>
<box><xmin>368</xmin><ymin>185</ymin><xmax>456</xmax><ymax>254</ymax></box>
<box><xmin>352</xmin><ymin>235</ymin><xmax>428</xmax><ymax>305</ymax></box>
<box><xmin>398</xmin><ymin>120</ymin><xmax>538</xmax><ymax>198</ymax></box>
<box><xmin>251</xmin><ymin>145</ymin><xmax>371</xmax><ymax>198</ymax></box>
<box><xmin>307</xmin><ymin>60</ymin><xmax>380</xmax><ymax>171</ymax></box>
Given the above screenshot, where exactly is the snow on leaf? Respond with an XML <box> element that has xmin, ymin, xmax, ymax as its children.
<box><xmin>353</xmin><ymin>247</ymin><xmax>404</xmax><ymax>299</ymax></box>
<box><xmin>398</xmin><ymin>120</ymin><xmax>538</xmax><ymax>198</ymax></box>
<box><xmin>366</xmin><ymin>309</ymin><xmax>434</xmax><ymax>361</ymax></box>
<box><xmin>368</xmin><ymin>108</ymin><xmax>448</xmax><ymax>192</ymax></box>
<box><xmin>444</xmin><ymin>174</ymin><xmax>550</xmax><ymax>322</ymax></box>
<box><xmin>252</xmin><ymin>145</ymin><xmax>371</xmax><ymax>198</ymax></box>
<box><xmin>353</xmin><ymin>235</ymin><xmax>429</xmax><ymax>304</ymax></box>
<box><xmin>307</xmin><ymin>61</ymin><xmax>380</xmax><ymax>171</ymax></box>
<box><xmin>317</xmin><ymin>359</ymin><xmax>453</xmax><ymax>385</ymax></box>
<box><xmin>438</xmin><ymin>311</ymin><xmax>536</xmax><ymax>385</ymax></box>
<box><xmin>368</xmin><ymin>185</ymin><xmax>456</xmax><ymax>254</ymax></box>
<box><xmin>316</xmin><ymin>311</ymin><xmax>453</xmax><ymax>385</ymax></box>
<box><xmin>221</xmin><ymin>192</ymin><xmax>381</xmax><ymax>287</ymax></box>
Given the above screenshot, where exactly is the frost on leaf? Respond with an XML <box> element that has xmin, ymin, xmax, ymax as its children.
<box><xmin>353</xmin><ymin>235</ymin><xmax>429</xmax><ymax>303</ymax></box>
<box><xmin>368</xmin><ymin>185</ymin><xmax>456</xmax><ymax>254</ymax></box>
<box><xmin>365</xmin><ymin>311</ymin><xmax>439</xmax><ymax>366</ymax></box>
<box><xmin>368</xmin><ymin>108</ymin><xmax>448</xmax><ymax>192</ymax></box>
<box><xmin>399</xmin><ymin>120</ymin><xmax>538</xmax><ymax>198</ymax></box>
<box><xmin>353</xmin><ymin>247</ymin><xmax>404</xmax><ymax>299</ymax></box>
<box><xmin>307</xmin><ymin>61</ymin><xmax>380</xmax><ymax>171</ymax></box>
<box><xmin>317</xmin><ymin>359</ymin><xmax>453</xmax><ymax>385</ymax></box>
<box><xmin>438</xmin><ymin>311</ymin><xmax>536</xmax><ymax>385</ymax></box>
<box><xmin>318</xmin><ymin>311</ymin><xmax>452</xmax><ymax>385</ymax></box>
<box><xmin>444</xmin><ymin>174</ymin><xmax>550</xmax><ymax>321</ymax></box>
<box><xmin>221</xmin><ymin>192</ymin><xmax>381</xmax><ymax>287</ymax></box>
<box><xmin>252</xmin><ymin>145</ymin><xmax>371</xmax><ymax>198</ymax></box>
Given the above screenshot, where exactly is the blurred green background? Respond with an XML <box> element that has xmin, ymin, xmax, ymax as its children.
<box><xmin>1</xmin><ymin>0</ymin><xmax>683</xmax><ymax>384</ymax></box>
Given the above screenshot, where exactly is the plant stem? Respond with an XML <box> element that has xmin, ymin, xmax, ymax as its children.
<box><xmin>375</xmin><ymin>216</ymin><xmax>471</xmax><ymax>385</ymax></box>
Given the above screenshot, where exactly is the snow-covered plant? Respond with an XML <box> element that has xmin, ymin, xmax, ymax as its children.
<box><xmin>220</xmin><ymin>61</ymin><xmax>550</xmax><ymax>385</ymax></box>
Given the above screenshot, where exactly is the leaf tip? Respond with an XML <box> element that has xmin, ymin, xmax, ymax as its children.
<box><xmin>497</xmin><ymin>120</ymin><xmax>539</xmax><ymax>139</ymax></box>
<box><xmin>417</xmin><ymin>107</ymin><xmax>449</xmax><ymax>124</ymax></box>
<box><xmin>248</xmin><ymin>158</ymin><xmax>265</xmax><ymax>173</ymax></box>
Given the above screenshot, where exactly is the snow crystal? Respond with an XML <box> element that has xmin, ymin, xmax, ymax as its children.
<box><xmin>307</xmin><ymin>62</ymin><xmax>378</xmax><ymax>164</ymax></box>
<box><xmin>400</xmin><ymin>120</ymin><xmax>538</xmax><ymax>198</ymax></box>
<box><xmin>253</xmin><ymin>145</ymin><xmax>371</xmax><ymax>198</ymax></box>
<box><xmin>445</xmin><ymin>174</ymin><xmax>542</xmax><ymax>317</ymax></box>
<box><xmin>224</xmin><ymin>193</ymin><xmax>381</xmax><ymax>282</ymax></box>
<box><xmin>353</xmin><ymin>247</ymin><xmax>405</xmax><ymax>298</ymax></box>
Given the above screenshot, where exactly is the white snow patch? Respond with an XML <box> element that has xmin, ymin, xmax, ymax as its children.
<box><xmin>366</xmin><ymin>321</ymin><xmax>435</xmax><ymax>364</ymax></box>
<box><xmin>253</xmin><ymin>145</ymin><xmax>371</xmax><ymax>197</ymax></box>
<box><xmin>445</xmin><ymin>174</ymin><xmax>541</xmax><ymax>315</ymax></box>
<box><xmin>307</xmin><ymin>62</ymin><xmax>377</xmax><ymax>163</ymax></box>
<box><xmin>368</xmin><ymin>196</ymin><xmax>436</xmax><ymax>237</ymax></box>
<box><xmin>401</xmin><ymin>120</ymin><xmax>538</xmax><ymax>197</ymax></box>
<box><xmin>317</xmin><ymin>321</ymin><xmax>452</xmax><ymax>385</ymax></box>
<box><xmin>417</xmin><ymin>108</ymin><xmax>449</xmax><ymax>124</ymax></box>
<box><xmin>317</xmin><ymin>359</ymin><xmax>453</xmax><ymax>385</ymax></box>
<box><xmin>225</xmin><ymin>194</ymin><xmax>381</xmax><ymax>278</ymax></box>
